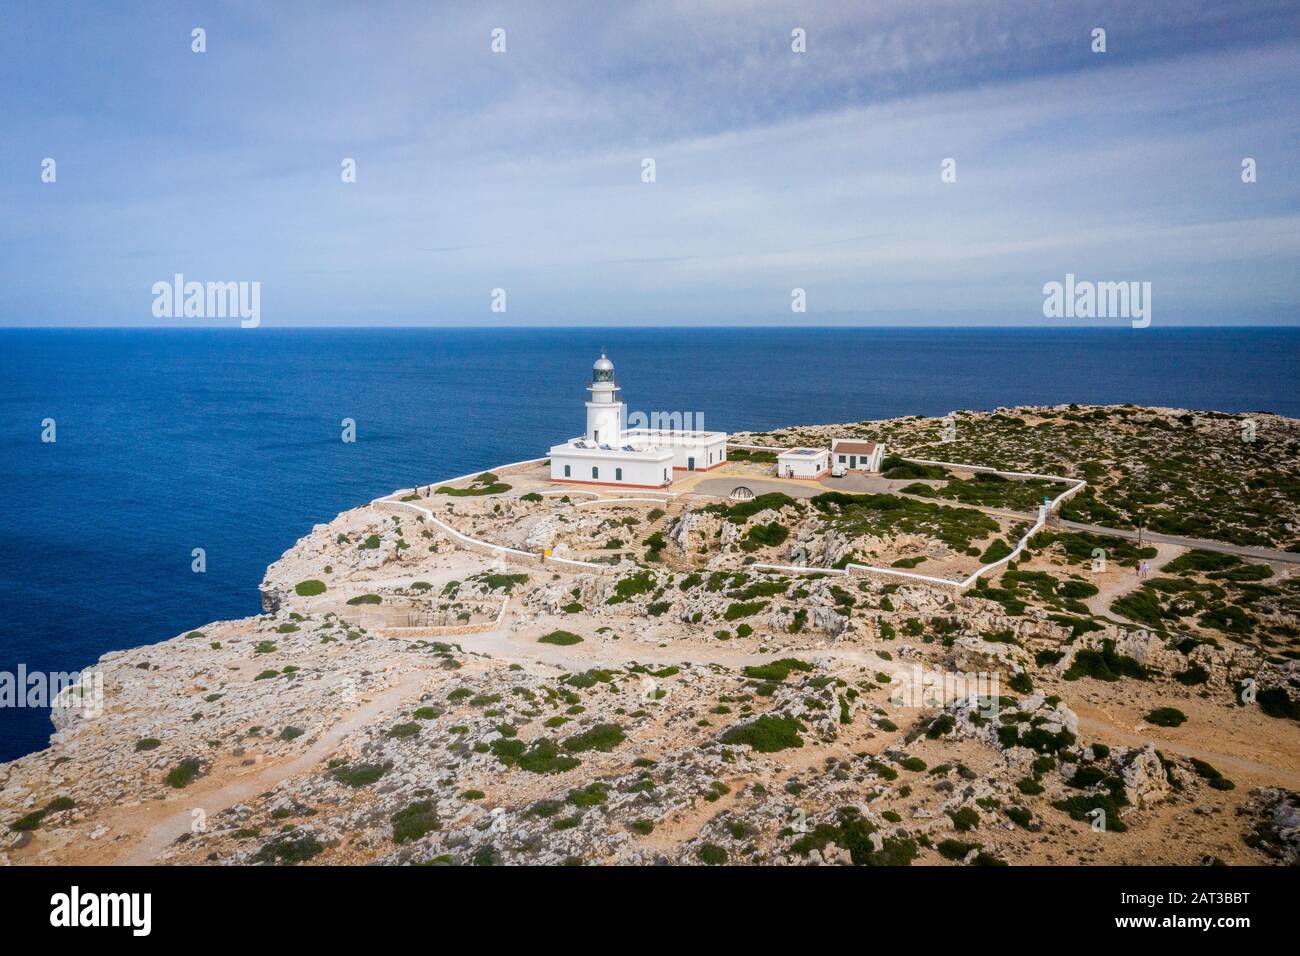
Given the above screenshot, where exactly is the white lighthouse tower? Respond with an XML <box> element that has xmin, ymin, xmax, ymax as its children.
<box><xmin>548</xmin><ymin>350</ymin><xmax>728</xmax><ymax>489</ymax></box>
<box><xmin>585</xmin><ymin>352</ymin><xmax>623</xmax><ymax>445</ymax></box>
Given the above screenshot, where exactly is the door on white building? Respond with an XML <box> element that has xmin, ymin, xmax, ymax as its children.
<box><xmin>687</xmin><ymin>457</ymin><xmax>695</xmax><ymax>471</ymax></box>
<box><xmin>849</xmin><ymin>456</ymin><xmax>857</xmax><ymax>469</ymax></box>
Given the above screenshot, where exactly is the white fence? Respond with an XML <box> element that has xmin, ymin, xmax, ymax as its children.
<box><xmin>741</xmin><ymin>446</ymin><xmax>1086</xmax><ymax>591</ymax></box>
<box><xmin>371</xmin><ymin>457</ymin><xmax>614</xmax><ymax>573</ymax></box>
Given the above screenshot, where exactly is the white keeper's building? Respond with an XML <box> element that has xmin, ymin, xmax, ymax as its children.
<box><xmin>548</xmin><ymin>353</ymin><xmax>728</xmax><ymax>489</ymax></box>
<box><xmin>831</xmin><ymin>437</ymin><xmax>885</xmax><ymax>473</ymax></box>
<box><xmin>776</xmin><ymin>447</ymin><xmax>830</xmax><ymax>479</ymax></box>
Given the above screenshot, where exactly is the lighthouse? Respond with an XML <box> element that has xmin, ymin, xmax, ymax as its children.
<box><xmin>585</xmin><ymin>352</ymin><xmax>623</xmax><ymax>446</ymax></box>
<box><xmin>547</xmin><ymin>350</ymin><xmax>728</xmax><ymax>488</ymax></box>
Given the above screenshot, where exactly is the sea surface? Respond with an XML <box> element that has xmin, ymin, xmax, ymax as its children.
<box><xmin>2</xmin><ymin>326</ymin><xmax>1298</xmax><ymax>762</ymax></box>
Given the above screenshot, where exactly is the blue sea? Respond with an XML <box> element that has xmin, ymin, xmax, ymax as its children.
<box><xmin>2</xmin><ymin>327</ymin><xmax>1298</xmax><ymax>762</ymax></box>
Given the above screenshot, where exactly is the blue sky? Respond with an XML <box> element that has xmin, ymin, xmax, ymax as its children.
<box><xmin>1</xmin><ymin>0</ymin><xmax>1298</xmax><ymax>326</ymax></box>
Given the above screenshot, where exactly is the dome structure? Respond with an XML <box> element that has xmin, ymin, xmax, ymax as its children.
<box><xmin>592</xmin><ymin>352</ymin><xmax>615</xmax><ymax>383</ymax></box>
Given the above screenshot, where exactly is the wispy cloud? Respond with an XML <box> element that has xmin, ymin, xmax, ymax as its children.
<box><xmin>1</xmin><ymin>0</ymin><xmax>1297</xmax><ymax>325</ymax></box>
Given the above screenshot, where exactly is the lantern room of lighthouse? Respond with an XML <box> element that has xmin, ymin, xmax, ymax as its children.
<box><xmin>586</xmin><ymin>352</ymin><xmax>623</xmax><ymax>445</ymax></box>
<box><xmin>547</xmin><ymin>351</ymin><xmax>729</xmax><ymax>489</ymax></box>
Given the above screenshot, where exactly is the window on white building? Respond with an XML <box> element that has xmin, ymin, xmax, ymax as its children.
<box><xmin>592</xmin><ymin>466</ymin><xmax>599</xmax><ymax>479</ymax></box>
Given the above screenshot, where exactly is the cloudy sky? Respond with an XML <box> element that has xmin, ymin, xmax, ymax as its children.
<box><xmin>2</xmin><ymin>0</ymin><xmax>1298</xmax><ymax>326</ymax></box>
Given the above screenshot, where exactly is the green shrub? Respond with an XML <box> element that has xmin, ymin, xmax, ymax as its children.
<box><xmin>294</xmin><ymin>580</ymin><xmax>326</xmax><ymax>597</ymax></box>
<box><xmin>252</xmin><ymin>832</ymin><xmax>324</xmax><ymax>864</ymax></box>
<box><xmin>744</xmin><ymin>522</ymin><xmax>789</xmax><ymax>548</ymax></box>
<box><xmin>566</xmin><ymin>783</ymin><xmax>609</xmax><ymax>807</ymax></box>
<box><xmin>697</xmin><ymin>843</ymin><xmax>728</xmax><ymax>865</ymax></box>
<box><xmin>719</xmin><ymin>714</ymin><xmax>805</xmax><ymax>752</ymax></box>
<box><xmin>937</xmin><ymin>838</ymin><xmax>980</xmax><ymax>861</ymax></box>
<box><xmin>436</xmin><ymin>480</ymin><xmax>511</xmax><ymax>496</ymax></box>
<box><xmin>1188</xmin><ymin>758</ymin><xmax>1235</xmax><ymax>790</ymax></box>
<box><xmin>135</xmin><ymin>737</ymin><xmax>161</xmax><ymax>752</ymax></box>
<box><xmin>1164</xmin><ymin>550</ymin><xmax>1241</xmax><ymax>575</ymax></box>
<box><xmin>1257</xmin><ymin>687</ymin><xmax>1300</xmax><ymax>721</ymax></box>
<box><xmin>704</xmin><ymin>492</ymin><xmax>796</xmax><ymax>524</ymax></box>
<box><xmin>331</xmin><ymin>762</ymin><xmax>389</xmax><ymax>787</ymax></box>
<box><xmin>490</xmin><ymin>737</ymin><xmax>580</xmax><ymax>774</ymax></box>
<box><xmin>1145</xmin><ymin>707</ymin><xmax>1186</xmax><ymax>728</ymax></box>
<box><xmin>346</xmin><ymin>594</ymin><xmax>382</xmax><ymax>606</ymax></box>
<box><xmin>980</xmin><ymin>539</ymin><xmax>1013</xmax><ymax>563</ymax></box>
<box><xmin>1197</xmin><ymin>605</ymin><xmax>1253</xmax><ymax>634</ymax></box>
<box><xmin>1052</xmin><ymin>793</ymin><xmax>1127</xmax><ymax>831</ymax></box>
<box><xmin>724</xmin><ymin>600</ymin><xmax>768</xmax><ymax>621</ymax></box>
<box><xmin>165</xmin><ymin>758</ymin><xmax>202</xmax><ymax>789</ymax></box>
<box><xmin>539</xmin><ymin>630</ymin><xmax>583</xmax><ymax>646</ymax></box>
<box><xmin>948</xmin><ymin>807</ymin><xmax>979</xmax><ymax>831</ymax></box>
<box><xmin>741</xmin><ymin>658</ymin><xmax>812</xmax><ymax>682</ymax></box>
<box><xmin>608</xmin><ymin>571</ymin><xmax>656</xmax><ymax>604</ymax></box>
<box><xmin>475</xmin><ymin>572</ymin><xmax>529</xmax><ymax>593</ymax></box>
<box><xmin>1005</xmin><ymin>806</ymin><xmax>1032</xmax><ymax>828</ymax></box>
<box><xmin>1007</xmin><ymin>672</ymin><xmax>1033</xmax><ymax>693</ymax></box>
<box><xmin>789</xmin><ymin>806</ymin><xmax>917</xmax><ymax>866</ymax></box>
<box><xmin>1174</xmin><ymin>664</ymin><xmax>1210</xmax><ymax>686</ymax></box>
<box><xmin>1063</xmin><ymin>639</ymin><xmax>1149</xmax><ymax>682</ymax></box>
<box><xmin>926</xmin><ymin>714</ymin><xmax>956</xmax><ymax>738</ymax></box>
<box><xmin>392</xmin><ymin>800</ymin><xmax>439</xmax><ymax>843</ymax></box>
<box><xmin>1110</xmin><ymin>589</ymin><xmax>1166</xmax><ymax>628</ymax></box>
<box><xmin>563</xmin><ymin>723</ymin><xmax>626</xmax><ymax>753</ymax></box>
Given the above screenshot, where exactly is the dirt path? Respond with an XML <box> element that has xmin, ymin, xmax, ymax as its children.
<box><xmin>113</xmin><ymin>670</ymin><xmax>428</xmax><ymax>865</ymax></box>
<box><xmin>467</xmin><ymin>611</ymin><xmax>1300</xmax><ymax>791</ymax></box>
<box><xmin>1084</xmin><ymin>542</ymin><xmax>1179</xmax><ymax>619</ymax></box>
<box><xmin>71</xmin><ymin>604</ymin><xmax>1295</xmax><ymax>866</ymax></box>
<box><xmin>460</xmin><ymin>609</ymin><xmax>896</xmax><ymax>677</ymax></box>
<box><xmin>1075</xmin><ymin>711</ymin><xmax>1300</xmax><ymax>789</ymax></box>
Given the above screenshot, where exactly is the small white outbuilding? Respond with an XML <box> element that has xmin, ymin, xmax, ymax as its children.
<box><xmin>830</xmin><ymin>438</ymin><xmax>885</xmax><ymax>473</ymax></box>
<box><xmin>776</xmin><ymin>447</ymin><xmax>829</xmax><ymax>479</ymax></box>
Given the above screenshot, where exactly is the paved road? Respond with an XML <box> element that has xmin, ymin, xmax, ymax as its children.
<box><xmin>690</xmin><ymin>476</ymin><xmax>1300</xmax><ymax>566</ymax></box>
<box><xmin>1059</xmin><ymin>519</ymin><xmax>1300</xmax><ymax>565</ymax></box>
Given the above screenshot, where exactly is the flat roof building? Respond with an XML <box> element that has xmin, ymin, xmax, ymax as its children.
<box><xmin>776</xmin><ymin>447</ymin><xmax>829</xmax><ymax>480</ymax></box>
<box><xmin>548</xmin><ymin>353</ymin><xmax>728</xmax><ymax>489</ymax></box>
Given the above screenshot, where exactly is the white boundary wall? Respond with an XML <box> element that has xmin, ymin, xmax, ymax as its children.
<box><xmin>735</xmin><ymin>445</ymin><xmax>1087</xmax><ymax>591</ymax></box>
<box><xmin>371</xmin><ymin>457</ymin><xmax>615</xmax><ymax>573</ymax></box>
<box><xmin>369</xmin><ymin>445</ymin><xmax>1086</xmax><ymax>593</ymax></box>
